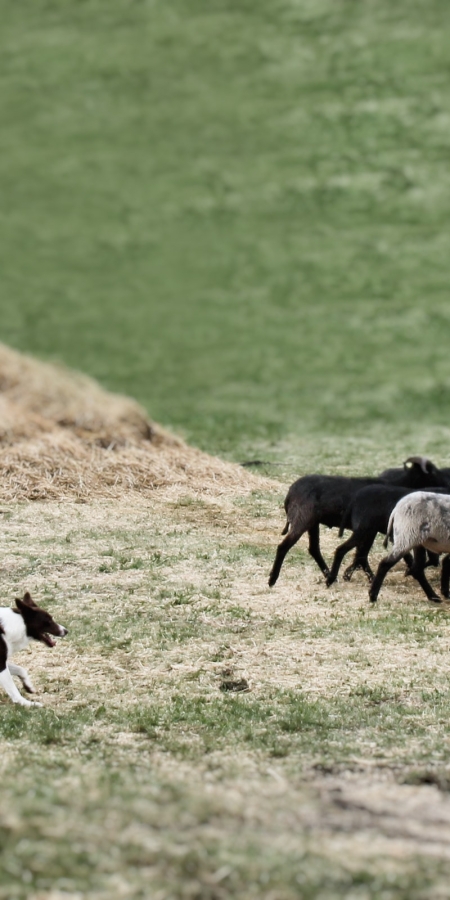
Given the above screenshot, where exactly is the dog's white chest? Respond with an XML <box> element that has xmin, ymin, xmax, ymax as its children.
<box><xmin>0</xmin><ymin>608</ymin><xmax>29</xmax><ymax>656</ymax></box>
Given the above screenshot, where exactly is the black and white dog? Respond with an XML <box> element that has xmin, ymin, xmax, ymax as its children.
<box><xmin>0</xmin><ymin>592</ymin><xmax>68</xmax><ymax>707</ymax></box>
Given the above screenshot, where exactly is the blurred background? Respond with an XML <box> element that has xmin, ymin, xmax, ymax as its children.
<box><xmin>2</xmin><ymin>0</ymin><xmax>450</xmax><ymax>460</ymax></box>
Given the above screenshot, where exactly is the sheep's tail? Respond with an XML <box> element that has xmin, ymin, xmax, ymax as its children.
<box><xmin>383</xmin><ymin>511</ymin><xmax>395</xmax><ymax>549</ymax></box>
<box><xmin>339</xmin><ymin>500</ymin><xmax>352</xmax><ymax>538</ymax></box>
<box><xmin>281</xmin><ymin>521</ymin><xmax>289</xmax><ymax>535</ymax></box>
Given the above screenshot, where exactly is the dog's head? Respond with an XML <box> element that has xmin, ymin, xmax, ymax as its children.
<box><xmin>14</xmin><ymin>592</ymin><xmax>68</xmax><ymax>647</ymax></box>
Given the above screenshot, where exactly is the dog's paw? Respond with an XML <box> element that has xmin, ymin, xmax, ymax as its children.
<box><xmin>23</xmin><ymin>681</ymin><xmax>36</xmax><ymax>694</ymax></box>
<box><xmin>18</xmin><ymin>697</ymin><xmax>42</xmax><ymax>708</ymax></box>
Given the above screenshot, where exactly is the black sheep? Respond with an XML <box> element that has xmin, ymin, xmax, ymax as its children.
<box><xmin>325</xmin><ymin>484</ymin><xmax>450</xmax><ymax>587</ymax></box>
<box><xmin>268</xmin><ymin>457</ymin><xmax>448</xmax><ymax>587</ymax></box>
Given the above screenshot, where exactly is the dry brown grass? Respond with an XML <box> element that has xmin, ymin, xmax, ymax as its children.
<box><xmin>0</xmin><ymin>344</ymin><xmax>271</xmax><ymax>501</ymax></box>
<box><xmin>2</xmin><ymin>494</ymin><xmax>450</xmax><ymax>895</ymax></box>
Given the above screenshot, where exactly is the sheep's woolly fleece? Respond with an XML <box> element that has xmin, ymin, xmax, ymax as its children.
<box><xmin>0</xmin><ymin>344</ymin><xmax>270</xmax><ymax>501</ymax></box>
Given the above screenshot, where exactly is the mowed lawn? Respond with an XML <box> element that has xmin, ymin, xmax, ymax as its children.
<box><xmin>3</xmin><ymin>2</ymin><xmax>450</xmax><ymax>898</ymax></box>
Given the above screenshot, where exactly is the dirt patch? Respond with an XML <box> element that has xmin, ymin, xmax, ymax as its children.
<box><xmin>0</xmin><ymin>344</ymin><xmax>274</xmax><ymax>500</ymax></box>
<box><xmin>310</xmin><ymin>769</ymin><xmax>450</xmax><ymax>863</ymax></box>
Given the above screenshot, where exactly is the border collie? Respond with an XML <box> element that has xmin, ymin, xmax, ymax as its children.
<box><xmin>0</xmin><ymin>592</ymin><xmax>68</xmax><ymax>707</ymax></box>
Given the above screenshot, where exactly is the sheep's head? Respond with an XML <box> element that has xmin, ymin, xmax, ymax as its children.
<box><xmin>404</xmin><ymin>455</ymin><xmax>435</xmax><ymax>474</ymax></box>
<box><xmin>403</xmin><ymin>456</ymin><xmax>449</xmax><ymax>487</ymax></box>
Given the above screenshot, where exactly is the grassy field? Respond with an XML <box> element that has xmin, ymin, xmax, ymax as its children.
<box><xmin>3</xmin><ymin>489</ymin><xmax>450</xmax><ymax>899</ymax></box>
<box><xmin>3</xmin><ymin>1</ymin><xmax>450</xmax><ymax>897</ymax></box>
<box><xmin>1</xmin><ymin>0</ymin><xmax>450</xmax><ymax>456</ymax></box>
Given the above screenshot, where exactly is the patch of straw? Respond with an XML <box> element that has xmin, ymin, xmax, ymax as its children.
<box><xmin>0</xmin><ymin>344</ymin><xmax>271</xmax><ymax>500</ymax></box>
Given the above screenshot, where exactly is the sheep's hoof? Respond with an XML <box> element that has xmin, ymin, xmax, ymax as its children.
<box><xmin>343</xmin><ymin>570</ymin><xmax>353</xmax><ymax>582</ymax></box>
<box><xmin>369</xmin><ymin>596</ymin><xmax>378</xmax><ymax>604</ymax></box>
<box><xmin>325</xmin><ymin>574</ymin><xmax>335</xmax><ymax>588</ymax></box>
<box><xmin>429</xmin><ymin>595</ymin><xmax>442</xmax><ymax>604</ymax></box>
<box><xmin>268</xmin><ymin>574</ymin><xmax>277</xmax><ymax>588</ymax></box>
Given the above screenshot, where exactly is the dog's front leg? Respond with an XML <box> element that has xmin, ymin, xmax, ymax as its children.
<box><xmin>8</xmin><ymin>663</ymin><xmax>36</xmax><ymax>694</ymax></box>
<box><xmin>0</xmin><ymin>668</ymin><xmax>42</xmax><ymax>707</ymax></box>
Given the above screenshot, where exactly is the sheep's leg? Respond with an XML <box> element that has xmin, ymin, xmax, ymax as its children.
<box><xmin>327</xmin><ymin>533</ymin><xmax>358</xmax><ymax>586</ymax></box>
<box><xmin>407</xmin><ymin>547</ymin><xmax>441</xmax><ymax>603</ymax></box>
<box><xmin>307</xmin><ymin>524</ymin><xmax>330</xmax><ymax>577</ymax></box>
<box><xmin>268</xmin><ymin>524</ymin><xmax>306</xmax><ymax>587</ymax></box>
<box><xmin>369</xmin><ymin>550</ymin><xmax>406</xmax><ymax>603</ymax></box>
<box><xmin>403</xmin><ymin>551</ymin><xmax>422</xmax><ymax>578</ymax></box>
<box><xmin>344</xmin><ymin>555</ymin><xmax>374</xmax><ymax>583</ymax></box>
<box><xmin>344</xmin><ymin>534</ymin><xmax>376</xmax><ymax>583</ymax></box>
<box><xmin>403</xmin><ymin>551</ymin><xmax>414</xmax><ymax>574</ymax></box>
<box><xmin>343</xmin><ymin>554</ymin><xmax>368</xmax><ymax>581</ymax></box>
<box><xmin>412</xmin><ymin>569</ymin><xmax>441</xmax><ymax>602</ymax></box>
<box><xmin>426</xmin><ymin>551</ymin><xmax>440</xmax><ymax>569</ymax></box>
<box><xmin>440</xmin><ymin>554</ymin><xmax>450</xmax><ymax>599</ymax></box>
<box><xmin>342</xmin><ymin>558</ymin><xmax>359</xmax><ymax>581</ymax></box>
<box><xmin>360</xmin><ymin>557</ymin><xmax>375</xmax><ymax>582</ymax></box>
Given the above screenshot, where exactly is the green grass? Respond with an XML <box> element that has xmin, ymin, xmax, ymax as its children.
<box><xmin>2</xmin><ymin>0</ymin><xmax>450</xmax><ymax>456</ymax></box>
<box><xmin>4</xmin><ymin>2</ymin><xmax>450</xmax><ymax>896</ymax></box>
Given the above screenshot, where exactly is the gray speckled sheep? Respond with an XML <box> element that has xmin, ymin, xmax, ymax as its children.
<box><xmin>370</xmin><ymin>491</ymin><xmax>450</xmax><ymax>603</ymax></box>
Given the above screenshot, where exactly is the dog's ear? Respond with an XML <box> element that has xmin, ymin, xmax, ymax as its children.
<box><xmin>16</xmin><ymin>593</ymin><xmax>37</xmax><ymax>613</ymax></box>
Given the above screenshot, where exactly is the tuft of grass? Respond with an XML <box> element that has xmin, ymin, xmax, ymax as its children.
<box><xmin>0</xmin><ymin>706</ymin><xmax>98</xmax><ymax>745</ymax></box>
<box><xmin>130</xmin><ymin>690</ymin><xmax>334</xmax><ymax>757</ymax></box>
